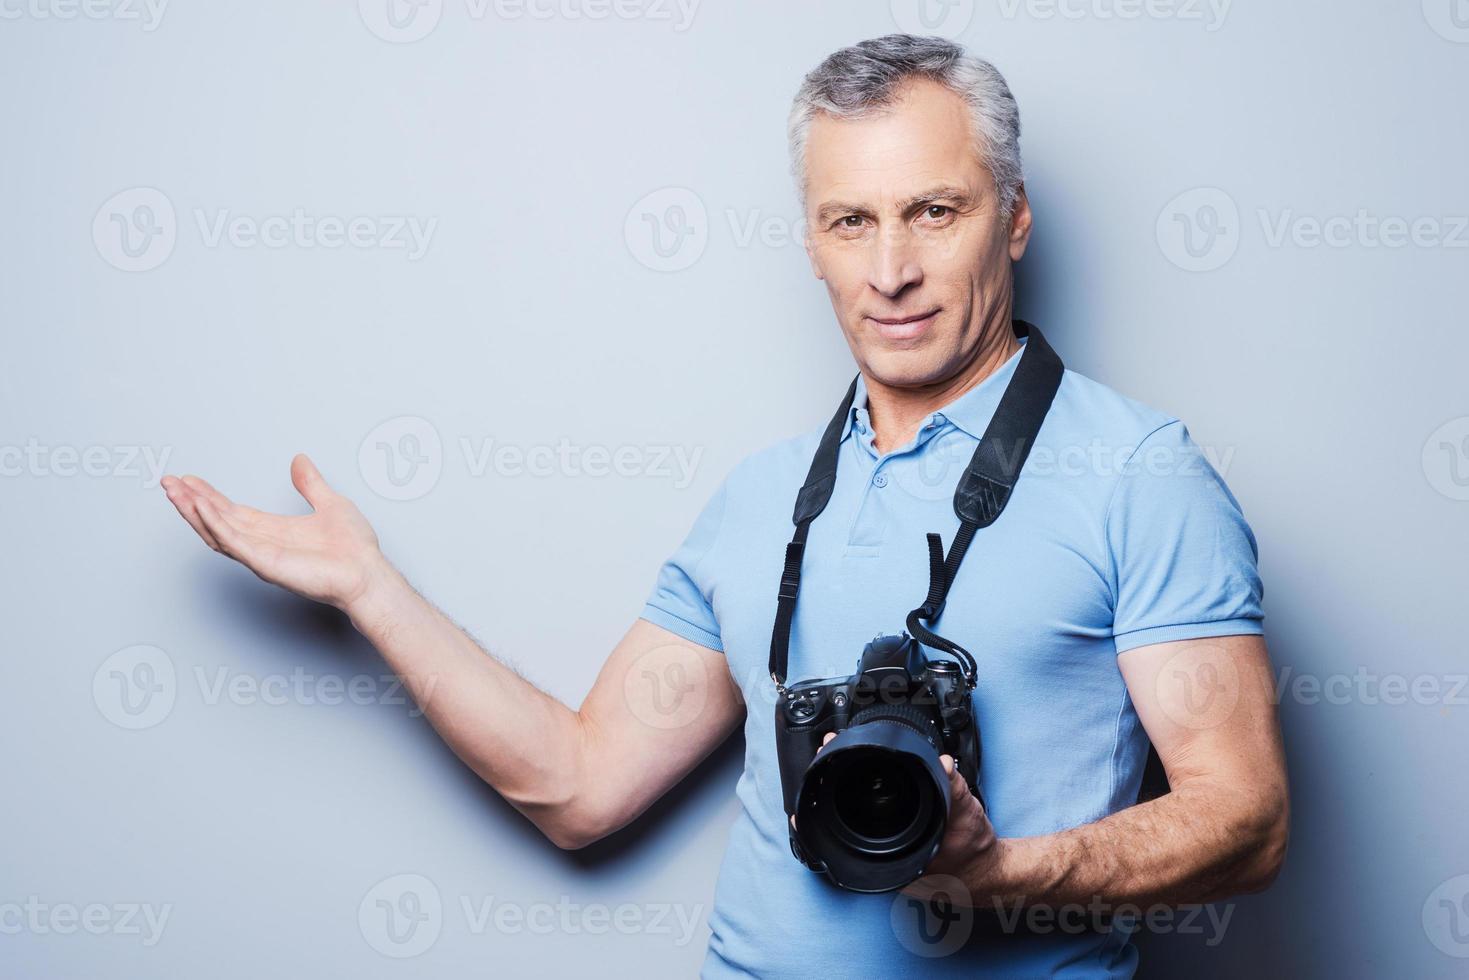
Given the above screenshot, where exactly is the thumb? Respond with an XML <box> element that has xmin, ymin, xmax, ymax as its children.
<box><xmin>290</xmin><ymin>453</ymin><xmax>334</xmax><ymax>510</ymax></box>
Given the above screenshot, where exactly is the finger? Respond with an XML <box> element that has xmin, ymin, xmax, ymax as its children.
<box><xmin>949</xmin><ymin>763</ymin><xmax>983</xmax><ymax>822</ymax></box>
<box><xmin>178</xmin><ymin>474</ymin><xmax>236</xmax><ymax>513</ymax></box>
<box><xmin>163</xmin><ymin>480</ymin><xmax>221</xmax><ymax>551</ymax></box>
<box><xmin>291</xmin><ymin>453</ymin><xmax>334</xmax><ymax>510</ymax></box>
<box><xmin>948</xmin><ymin>758</ymin><xmax>968</xmax><ymax>797</ymax></box>
<box><xmin>179</xmin><ymin>474</ymin><xmax>274</xmax><ymax>529</ymax></box>
<box><xmin>194</xmin><ymin>497</ymin><xmax>262</xmax><ymax>564</ymax></box>
<box><xmin>939</xmin><ymin>754</ymin><xmax>973</xmax><ymax>810</ymax></box>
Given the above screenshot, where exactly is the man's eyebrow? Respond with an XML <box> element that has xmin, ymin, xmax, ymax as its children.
<box><xmin>895</xmin><ymin>185</ymin><xmax>974</xmax><ymax>212</ymax></box>
<box><xmin>813</xmin><ymin>199</ymin><xmax>873</xmax><ymax>223</ymax></box>
<box><xmin>813</xmin><ymin>185</ymin><xmax>974</xmax><ymax>223</ymax></box>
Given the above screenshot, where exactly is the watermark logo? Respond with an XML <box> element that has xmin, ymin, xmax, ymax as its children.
<box><xmin>359</xmin><ymin>0</ymin><xmax>444</xmax><ymax>42</ymax></box>
<box><xmin>892</xmin><ymin>875</ymin><xmax>975</xmax><ymax>957</ymax></box>
<box><xmin>889</xmin><ymin>0</ymin><xmax>975</xmax><ymax>39</ymax></box>
<box><xmin>359</xmin><ymin>874</ymin><xmax>443</xmax><ymax>958</ymax></box>
<box><xmin>893</xmin><ymin>431</ymin><xmax>970</xmax><ymax>502</ymax></box>
<box><xmin>1155</xmin><ymin>641</ymin><xmax>1240</xmax><ymax>730</ymax></box>
<box><xmin>1157</xmin><ymin>187</ymin><xmax>1239</xmax><ymax>272</ymax></box>
<box><xmin>1424</xmin><ymin>874</ymin><xmax>1469</xmax><ymax>957</ymax></box>
<box><xmin>1423</xmin><ymin>0</ymin><xmax>1469</xmax><ymax>43</ymax></box>
<box><xmin>93</xmin><ymin>187</ymin><xmax>177</xmax><ymax>273</ymax></box>
<box><xmin>359</xmin><ymin>416</ymin><xmax>444</xmax><ymax>502</ymax></box>
<box><xmin>625</xmin><ymin>187</ymin><xmax>707</xmax><ymax>272</ymax></box>
<box><xmin>93</xmin><ymin>645</ymin><xmax>177</xmax><ymax>730</ymax></box>
<box><xmin>623</xmin><ymin>644</ymin><xmax>710</xmax><ymax>730</ymax></box>
<box><xmin>1422</xmin><ymin>416</ymin><xmax>1469</xmax><ymax>501</ymax></box>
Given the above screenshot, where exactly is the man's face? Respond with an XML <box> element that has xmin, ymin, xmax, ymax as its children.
<box><xmin>802</xmin><ymin>77</ymin><xmax>1032</xmax><ymax>389</ymax></box>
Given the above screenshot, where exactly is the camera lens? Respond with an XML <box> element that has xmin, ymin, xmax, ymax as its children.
<box><xmin>793</xmin><ymin>707</ymin><xmax>950</xmax><ymax>892</ymax></box>
<box><xmin>830</xmin><ymin>754</ymin><xmax>924</xmax><ymax>845</ymax></box>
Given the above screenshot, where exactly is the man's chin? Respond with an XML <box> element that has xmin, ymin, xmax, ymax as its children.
<box><xmin>859</xmin><ymin>350</ymin><xmax>950</xmax><ymax>391</ymax></box>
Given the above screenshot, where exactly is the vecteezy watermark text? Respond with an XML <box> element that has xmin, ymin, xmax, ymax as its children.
<box><xmin>0</xmin><ymin>0</ymin><xmax>168</xmax><ymax>30</ymax></box>
<box><xmin>358</xmin><ymin>416</ymin><xmax>704</xmax><ymax>501</ymax></box>
<box><xmin>1158</xmin><ymin>187</ymin><xmax>1469</xmax><ymax>272</ymax></box>
<box><xmin>0</xmin><ymin>898</ymin><xmax>172</xmax><ymax>947</ymax></box>
<box><xmin>92</xmin><ymin>645</ymin><xmax>437</xmax><ymax>730</ymax></box>
<box><xmin>995</xmin><ymin>0</ymin><xmax>1232</xmax><ymax>31</ymax></box>
<box><xmin>891</xmin><ymin>876</ymin><xmax>1234</xmax><ymax>957</ymax></box>
<box><xmin>0</xmin><ymin>440</ymin><xmax>172</xmax><ymax>487</ymax></box>
<box><xmin>357</xmin><ymin>873</ymin><xmax>704</xmax><ymax>957</ymax></box>
<box><xmin>93</xmin><ymin>187</ymin><xmax>437</xmax><ymax>272</ymax></box>
<box><xmin>357</xmin><ymin>0</ymin><xmax>701</xmax><ymax>44</ymax></box>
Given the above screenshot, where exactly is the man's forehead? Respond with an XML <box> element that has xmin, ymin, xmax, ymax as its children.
<box><xmin>802</xmin><ymin>81</ymin><xmax>987</xmax><ymax>207</ymax></box>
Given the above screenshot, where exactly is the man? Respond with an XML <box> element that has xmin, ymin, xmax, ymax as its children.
<box><xmin>161</xmin><ymin>33</ymin><xmax>1287</xmax><ymax>978</ymax></box>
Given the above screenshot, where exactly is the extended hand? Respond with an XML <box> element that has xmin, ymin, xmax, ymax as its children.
<box><xmin>161</xmin><ymin>454</ymin><xmax>392</xmax><ymax>611</ymax></box>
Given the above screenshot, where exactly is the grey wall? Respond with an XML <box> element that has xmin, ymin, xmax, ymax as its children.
<box><xmin>3</xmin><ymin>1</ymin><xmax>1466</xmax><ymax>976</ymax></box>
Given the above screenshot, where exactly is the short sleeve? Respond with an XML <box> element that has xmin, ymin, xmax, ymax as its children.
<box><xmin>638</xmin><ymin>474</ymin><xmax>729</xmax><ymax>652</ymax></box>
<box><xmin>1106</xmin><ymin>420</ymin><xmax>1264</xmax><ymax>654</ymax></box>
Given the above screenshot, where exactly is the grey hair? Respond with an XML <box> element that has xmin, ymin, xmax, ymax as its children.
<box><xmin>787</xmin><ymin>34</ymin><xmax>1024</xmax><ymax>221</ymax></box>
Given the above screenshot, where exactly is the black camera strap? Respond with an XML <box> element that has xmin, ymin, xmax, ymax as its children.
<box><xmin>768</xmin><ymin>319</ymin><xmax>1064</xmax><ymax>693</ymax></box>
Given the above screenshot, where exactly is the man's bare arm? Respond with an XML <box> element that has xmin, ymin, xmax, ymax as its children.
<box><xmin>162</xmin><ymin>454</ymin><xmax>745</xmax><ymax>850</ymax></box>
<box><xmin>916</xmin><ymin>634</ymin><xmax>1288</xmax><ymax>907</ymax></box>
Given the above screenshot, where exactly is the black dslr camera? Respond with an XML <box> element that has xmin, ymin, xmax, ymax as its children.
<box><xmin>776</xmin><ymin>632</ymin><xmax>981</xmax><ymax>893</ymax></box>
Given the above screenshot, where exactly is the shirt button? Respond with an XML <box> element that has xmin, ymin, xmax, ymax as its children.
<box><xmin>873</xmin><ymin>473</ymin><xmax>888</xmax><ymax>488</ymax></box>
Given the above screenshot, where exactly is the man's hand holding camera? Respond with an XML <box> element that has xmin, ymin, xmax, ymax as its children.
<box><xmin>908</xmin><ymin>753</ymin><xmax>1001</xmax><ymax>900</ymax></box>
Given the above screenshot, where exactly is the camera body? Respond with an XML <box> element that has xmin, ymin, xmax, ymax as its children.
<box><xmin>775</xmin><ymin>632</ymin><xmax>983</xmax><ymax>892</ymax></box>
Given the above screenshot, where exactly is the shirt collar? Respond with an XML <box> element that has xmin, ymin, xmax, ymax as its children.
<box><xmin>840</xmin><ymin>336</ymin><xmax>1029</xmax><ymax>445</ymax></box>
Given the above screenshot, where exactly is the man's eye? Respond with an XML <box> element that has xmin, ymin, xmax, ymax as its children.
<box><xmin>838</xmin><ymin>215</ymin><xmax>865</xmax><ymax>229</ymax></box>
<box><xmin>924</xmin><ymin>205</ymin><xmax>952</xmax><ymax>220</ymax></box>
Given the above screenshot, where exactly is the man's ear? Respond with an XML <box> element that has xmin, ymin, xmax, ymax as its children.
<box><xmin>1007</xmin><ymin>183</ymin><xmax>1034</xmax><ymax>262</ymax></box>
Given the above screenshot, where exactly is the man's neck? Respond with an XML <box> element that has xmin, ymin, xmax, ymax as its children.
<box><xmin>864</xmin><ymin>312</ymin><xmax>1021</xmax><ymax>456</ymax></box>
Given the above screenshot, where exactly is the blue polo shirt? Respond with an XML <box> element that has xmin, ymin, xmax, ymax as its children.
<box><xmin>639</xmin><ymin>338</ymin><xmax>1264</xmax><ymax>978</ymax></box>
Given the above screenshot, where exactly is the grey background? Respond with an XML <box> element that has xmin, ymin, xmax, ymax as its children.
<box><xmin>3</xmin><ymin>1</ymin><xmax>1467</xmax><ymax>976</ymax></box>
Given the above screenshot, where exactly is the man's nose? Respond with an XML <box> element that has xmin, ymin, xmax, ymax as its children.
<box><xmin>868</xmin><ymin>227</ymin><xmax>923</xmax><ymax>298</ymax></box>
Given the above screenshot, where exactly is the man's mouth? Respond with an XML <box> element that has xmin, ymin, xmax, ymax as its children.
<box><xmin>867</xmin><ymin>308</ymin><xmax>940</xmax><ymax>341</ymax></box>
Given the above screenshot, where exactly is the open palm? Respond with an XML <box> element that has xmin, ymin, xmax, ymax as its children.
<box><xmin>161</xmin><ymin>454</ymin><xmax>384</xmax><ymax>610</ymax></box>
